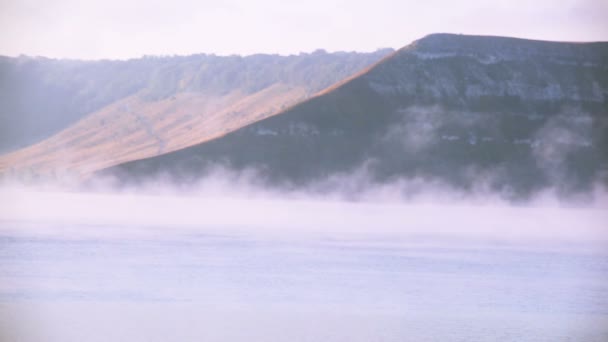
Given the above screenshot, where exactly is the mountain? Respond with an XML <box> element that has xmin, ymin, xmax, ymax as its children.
<box><xmin>105</xmin><ymin>34</ymin><xmax>608</xmax><ymax>199</ymax></box>
<box><xmin>0</xmin><ymin>49</ymin><xmax>392</xmax><ymax>179</ymax></box>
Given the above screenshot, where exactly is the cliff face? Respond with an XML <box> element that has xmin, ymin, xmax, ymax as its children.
<box><xmin>367</xmin><ymin>34</ymin><xmax>607</xmax><ymax>105</ymax></box>
<box><xmin>105</xmin><ymin>34</ymin><xmax>608</xmax><ymax>199</ymax></box>
<box><xmin>412</xmin><ymin>33</ymin><xmax>607</xmax><ymax>62</ymax></box>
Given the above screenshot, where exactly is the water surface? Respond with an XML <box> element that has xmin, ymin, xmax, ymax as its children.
<box><xmin>0</xmin><ymin>195</ymin><xmax>607</xmax><ymax>341</ymax></box>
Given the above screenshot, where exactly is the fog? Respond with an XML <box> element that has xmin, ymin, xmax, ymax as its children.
<box><xmin>1</xmin><ymin>176</ymin><xmax>607</xmax><ymax>342</ymax></box>
<box><xmin>1</xmin><ymin>182</ymin><xmax>607</xmax><ymax>242</ymax></box>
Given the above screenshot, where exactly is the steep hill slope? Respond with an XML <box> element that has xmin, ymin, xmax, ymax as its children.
<box><xmin>0</xmin><ymin>49</ymin><xmax>393</xmax><ymax>179</ymax></box>
<box><xmin>106</xmin><ymin>34</ymin><xmax>608</xmax><ymax>198</ymax></box>
<box><xmin>0</xmin><ymin>56</ymin><xmax>154</xmax><ymax>153</ymax></box>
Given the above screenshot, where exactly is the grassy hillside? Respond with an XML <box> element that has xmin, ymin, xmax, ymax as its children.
<box><xmin>107</xmin><ymin>34</ymin><xmax>608</xmax><ymax>199</ymax></box>
<box><xmin>0</xmin><ymin>49</ymin><xmax>393</xmax><ymax>179</ymax></box>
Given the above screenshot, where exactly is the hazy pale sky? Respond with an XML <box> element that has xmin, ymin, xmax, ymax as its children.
<box><xmin>0</xmin><ymin>0</ymin><xmax>607</xmax><ymax>59</ymax></box>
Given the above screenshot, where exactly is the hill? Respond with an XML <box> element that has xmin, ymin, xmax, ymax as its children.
<box><xmin>105</xmin><ymin>34</ymin><xmax>608</xmax><ymax>198</ymax></box>
<box><xmin>0</xmin><ymin>49</ymin><xmax>392</xmax><ymax>179</ymax></box>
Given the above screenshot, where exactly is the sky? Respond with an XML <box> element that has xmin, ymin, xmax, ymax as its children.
<box><xmin>0</xmin><ymin>0</ymin><xmax>607</xmax><ymax>60</ymax></box>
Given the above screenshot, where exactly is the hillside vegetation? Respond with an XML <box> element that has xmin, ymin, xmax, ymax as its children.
<box><xmin>0</xmin><ymin>49</ymin><xmax>392</xmax><ymax>178</ymax></box>
<box><xmin>107</xmin><ymin>34</ymin><xmax>608</xmax><ymax>199</ymax></box>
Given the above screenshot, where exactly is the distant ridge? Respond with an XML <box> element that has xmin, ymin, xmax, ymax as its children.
<box><xmin>412</xmin><ymin>33</ymin><xmax>608</xmax><ymax>54</ymax></box>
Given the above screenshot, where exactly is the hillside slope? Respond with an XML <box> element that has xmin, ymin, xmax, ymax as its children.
<box><xmin>106</xmin><ymin>34</ymin><xmax>608</xmax><ymax>198</ymax></box>
<box><xmin>0</xmin><ymin>56</ymin><xmax>154</xmax><ymax>152</ymax></box>
<box><xmin>0</xmin><ymin>49</ymin><xmax>392</xmax><ymax>179</ymax></box>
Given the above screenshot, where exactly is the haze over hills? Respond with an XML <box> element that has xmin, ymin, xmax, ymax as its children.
<box><xmin>105</xmin><ymin>34</ymin><xmax>608</xmax><ymax>199</ymax></box>
<box><xmin>0</xmin><ymin>49</ymin><xmax>392</xmax><ymax>178</ymax></box>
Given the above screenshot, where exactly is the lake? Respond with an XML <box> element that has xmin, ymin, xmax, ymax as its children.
<box><xmin>0</xmin><ymin>191</ymin><xmax>607</xmax><ymax>341</ymax></box>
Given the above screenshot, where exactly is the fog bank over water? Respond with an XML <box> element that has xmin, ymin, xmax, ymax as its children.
<box><xmin>1</xmin><ymin>176</ymin><xmax>607</xmax><ymax>245</ymax></box>
<box><xmin>1</xmin><ymin>178</ymin><xmax>607</xmax><ymax>342</ymax></box>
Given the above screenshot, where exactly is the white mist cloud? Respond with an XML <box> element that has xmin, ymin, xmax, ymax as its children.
<box><xmin>532</xmin><ymin>109</ymin><xmax>595</xmax><ymax>182</ymax></box>
<box><xmin>1</xmin><ymin>174</ymin><xmax>607</xmax><ymax>247</ymax></box>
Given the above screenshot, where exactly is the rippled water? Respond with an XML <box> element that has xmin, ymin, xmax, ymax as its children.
<box><xmin>0</xmin><ymin>197</ymin><xmax>607</xmax><ymax>341</ymax></box>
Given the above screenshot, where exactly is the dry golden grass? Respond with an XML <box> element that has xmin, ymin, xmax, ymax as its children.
<box><xmin>0</xmin><ymin>84</ymin><xmax>308</xmax><ymax>179</ymax></box>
